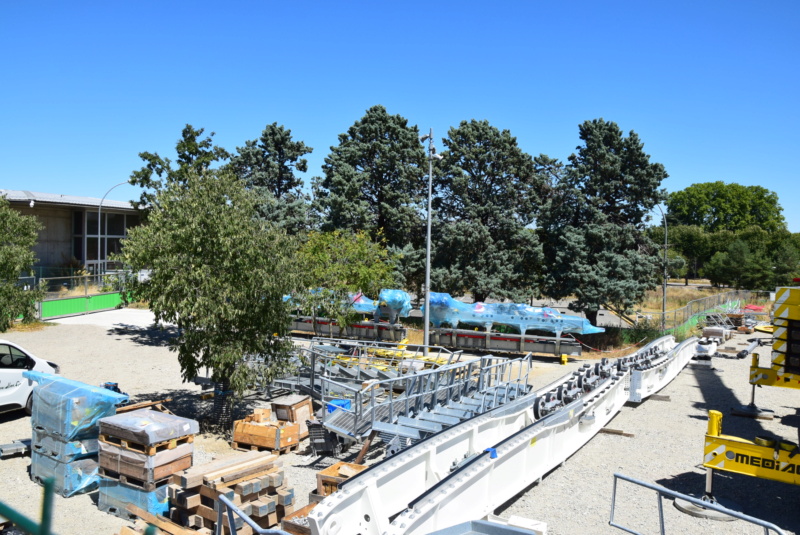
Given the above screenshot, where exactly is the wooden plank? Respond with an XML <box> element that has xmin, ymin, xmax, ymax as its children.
<box><xmin>202</xmin><ymin>454</ymin><xmax>278</xmax><ymax>486</ymax></box>
<box><xmin>222</xmin><ymin>466</ymin><xmax>282</xmax><ymax>491</ymax></box>
<box><xmin>125</xmin><ymin>504</ymin><xmax>199</xmax><ymax>535</ymax></box>
<box><xmin>355</xmin><ymin>430</ymin><xmax>378</xmax><ymax>465</ymax></box>
<box><xmin>599</xmin><ymin>428</ymin><xmax>635</xmax><ymax>438</ymax></box>
<box><xmin>117</xmin><ymin>398</ymin><xmax>173</xmax><ymax>414</ymax></box>
<box><xmin>176</xmin><ymin>451</ymin><xmax>270</xmax><ymax>488</ymax></box>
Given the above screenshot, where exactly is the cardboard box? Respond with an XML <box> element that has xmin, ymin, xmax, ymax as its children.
<box><xmin>271</xmin><ymin>395</ymin><xmax>313</xmax><ymax>439</ymax></box>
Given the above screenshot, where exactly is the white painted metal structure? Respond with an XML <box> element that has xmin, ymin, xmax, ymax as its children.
<box><xmin>306</xmin><ymin>336</ymin><xmax>694</xmax><ymax>535</ymax></box>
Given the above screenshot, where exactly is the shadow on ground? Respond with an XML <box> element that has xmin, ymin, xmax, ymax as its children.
<box><xmin>106</xmin><ymin>324</ymin><xmax>179</xmax><ymax>347</ymax></box>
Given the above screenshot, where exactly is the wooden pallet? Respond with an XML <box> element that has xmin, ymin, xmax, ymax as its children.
<box><xmin>99</xmin><ymin>467</ymin><xmax>173</xmax><ymax>492</ymax></box>
<box><xmin>231</xmin><ymin>441</ymin><xmax>300</xmax><ymax>454</ymax></box>
<box><xmin>99</xmin><ymin>434</ymin><xmax>194</xmax><ymax>456</ymax></box>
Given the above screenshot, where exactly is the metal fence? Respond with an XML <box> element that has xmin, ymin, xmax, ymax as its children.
<box><xmin>36</xmin><ymin>272</ymin><xmax>131</xmax><ymax>319</ymax></box>
<box><xmin>636</xmin><ymin>289</ymin><xmax>770</xmax><ymax>334</ymax></box>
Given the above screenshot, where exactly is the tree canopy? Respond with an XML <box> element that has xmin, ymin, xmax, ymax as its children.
<box><xmin>433</xmin><ymin>120</ymin><xmax>543</xmax><ymax>302</ymax></box>
<box><xmin>311</xmin><ymin>105</ymin><xmax>427</xmax><ymax>250</ymax></box>
<box><xmin>667</xmin><ymin>181</ymin><xmax>786</xmax><ymax>233</ymax></box>
<box><xmin>539</xmin><ymin>119</ymin><xmax>667</xmax><ymax>324</ymax></box>
<box><xmin>130</xmin><ymin>125</ymin><xmax>230</xmax><ymax>218</ymax></box>
<box><xmin>0</xmin><ymin>196</ymin><xmax>43</xmax><ymax>332</ymax></box>
<box><xmin>229</xmin><ymin>123</ymin><xmax>312</xmax><ymax>234</ymax></box>
<box><xmin>118</xmin><ymin>166</ymin><xmax>300</xmax><ymax>396</ymax></box>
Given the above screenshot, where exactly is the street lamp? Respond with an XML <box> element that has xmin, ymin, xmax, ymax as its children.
<box><xmin>655</xmin><ymin>204</ymin><xmax>668</xmax><ymax>332</ymax></box>
<box><xmin>98</xmin><ymin>181</ymin><xmax>129</xmax><ymax>275</ymax></box>
<box><xmin>420</xmin><ymin>129</ymin><xmax>442</xmax><ymax>356</ymax></box>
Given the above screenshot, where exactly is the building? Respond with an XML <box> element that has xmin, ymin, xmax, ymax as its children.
<box><xmin>1</xmin><ymin>189</ymin><xmax>138</xmax><ymax>276</ymax></box>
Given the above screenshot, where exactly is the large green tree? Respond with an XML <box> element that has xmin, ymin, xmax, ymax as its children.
<box><xmin>539</xmin><ymin>119</ymin><xmax>667</xmax><ymax>325</ymax></box>
<box><xmin>118</xmin><ymin>167</ymin><xmax>300</xmax><ymax>402</ymax></box>
<box><xmin>229</xmin><ymin>123</ymin><xmax>312</xmax><ymax>234</ymax></box>
<box><xmin>0</xmin><ymin>196</ymin><xmax>43</xmax><ymax>332</ymax></box>
<box><xmin>433</xmin><ymin>120</ymin><xmax>544</xmax><ymax>302</ymax></box>
<box><xmin>311</xmin><ymin>105</ymin><xmax>427</xmax><ymax>252</ymax></box>
<box><xmin>130</xmin><ymin>125</ymin><xmax>230</xmax><ymax>218</ymax></box>
<box><xmin>667</xmin><ymin>181</ymin><xmax>786</xmax><ymax>233</ymax></box>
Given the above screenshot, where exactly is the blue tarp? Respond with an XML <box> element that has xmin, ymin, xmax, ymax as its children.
<box><xmin>30</xmin><ymin>452</ymin><xmax>99</xmax><ymax>497</ymax></box>
<box><xmin>422</xmin><ymin>293</ymin><xmax>605</xmax><ymax>335</ymax></box>
<box><xmin>24</xmin><ymin>371</ymin><xmax>129</xmax><ymax>440</ymax></box>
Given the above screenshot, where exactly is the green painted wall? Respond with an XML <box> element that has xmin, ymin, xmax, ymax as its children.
<box><xmin>41</xmin><ymin>292</ymin><xmax>123</xmax><ymax>319</ymax></box>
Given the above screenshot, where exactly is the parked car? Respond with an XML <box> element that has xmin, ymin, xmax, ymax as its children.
<box><xmin>0</xmin><ymin>340</ymin><xmax>60</xmax><ymax>416</ymax></box>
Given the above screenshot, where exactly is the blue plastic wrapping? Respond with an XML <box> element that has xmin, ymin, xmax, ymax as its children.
<box><xmin>378</xmin><ymin>289</ymin><xmax>413</xmax><ymax>318</ymax></box>
<box><xmin>32</xmin><ymin>427</ymin><xmax>98</xmax><ymax>462</ymax></box>
<box><xmin>24</xmin><ymin>371</ymin><xmax>128</xmax><ymax>441</ymax></box>
<box><xmin>30</xmin><ymin>452</ymin><xmax>99</xmax><ymax>497</ymax></box>
<box><xmin>98</xmin><ymin>478</ymin><xmax>169</xmax><ymax>519</ymax></box>
<box><xmin>422</xmin><ymin>293</ymin><xmax>605</xmax><ymax>335</ymax></box>
<box><xmin>349</xmin><ymin>292</ymin><xmax>377</xmax><ymax>314</ymax></box>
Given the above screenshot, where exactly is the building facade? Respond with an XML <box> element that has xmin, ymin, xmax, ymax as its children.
<box><xmin>1</xmin><ymin>189</ymin><xmax>138</xmax><ymax>276</ymax></box>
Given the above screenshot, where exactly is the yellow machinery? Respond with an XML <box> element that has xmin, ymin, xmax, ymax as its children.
<box><xmin>703</xmin><ymin>286</ymin><xmax>800</xmax><ymax>493</ymax></box>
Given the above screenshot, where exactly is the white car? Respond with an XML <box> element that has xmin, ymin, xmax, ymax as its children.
<box><xmin>0</xmin><ymin>340</ymin><xmax>60</xmax><ymax>416</ymax></box>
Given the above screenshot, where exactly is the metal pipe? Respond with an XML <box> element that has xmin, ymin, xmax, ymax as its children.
<box><xmin>423</xmin><ymin>128</ymin><xmax>435</xmax><ymax>357</ymax></box>
<box><xmin>97</xmin><ymin>180</ymin><xmax>128</xmax><ymax>275</ymax></box>
<box><xmin>655</xmin><ymin>204</ymin><xmax>668</xmax><ymax>333</ymax></box>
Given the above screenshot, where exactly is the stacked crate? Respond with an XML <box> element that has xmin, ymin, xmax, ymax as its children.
<box><xmin>168</xmin><ymin>450</ymin><xmax>295</xmax><ymax>534</ymax></box>
<box><xmin>270</xmin><ymin>395</ymin><xmax>314</xmax><ymax>440</ymax></box>
<box><xmin>232</xmin><ymin>408</ymin><xmax>300</xmax><ymax>454</ymax></box>
<box><xmin>24</xmin><ymin>371</ymin><xmax>128</xmax><ymax>497</ymax></box>
<box><xmin>97</xmin><ymin>409</ymin><xmax>199</xmax><ymax>520</ymax></box>
<box><xmin>773</xmin><ymin>287</ymin><xmax>800</xmax><ymax>374</ymax></box>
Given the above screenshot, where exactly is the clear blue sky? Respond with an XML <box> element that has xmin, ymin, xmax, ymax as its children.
<box><xmin>2</xmin><ymin>1</ymin><xmax>798</xmax><ymax>231</ymax></box>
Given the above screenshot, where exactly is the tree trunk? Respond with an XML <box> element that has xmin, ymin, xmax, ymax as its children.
<box><xmin>212</xmin><ymin>379</ymin><xmax>234</xmax><ymax>435</ymax></box>
<box><xmin>585</xmin><ymin>309</ymin><xmax>599</xmax><ymax>327</ymax></box>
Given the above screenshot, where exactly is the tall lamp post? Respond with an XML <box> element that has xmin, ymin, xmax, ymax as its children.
<box><xmin>655</xmin><ymin>204</ymin><xmax>668</xmax><ymax>332</ymax></box>
<box><xmin>98</xmin><ymin>181</ymin><xmax>129</xmax><ymax>276</ymax></box>
<box><xmin>419</xmin><ymin>129</ymin><xmax>442</xmax><ymax>356</ymax></box>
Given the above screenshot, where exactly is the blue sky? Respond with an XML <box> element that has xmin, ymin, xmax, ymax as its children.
<box><xmin>2</xmin><ymin>1</ymin><xmax>798</xmax><ymax>231</ymax></box>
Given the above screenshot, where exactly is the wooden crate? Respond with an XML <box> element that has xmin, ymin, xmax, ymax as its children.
<box><xmin>233</xmin><ymin>421</ymin><xmax>300</xmax><ymax>451</ymax></box>
<box><xmin>280</xmin><ymin>502</ymin><xmax>317</xmax><ymax>535</ymax></box>
<box><xmin>270</xmin><ymin>395</ymin><xmax>313</xmax><ymax>439</ymax></box>
<box><xmin>316</xmin><ymin>461</ymin><xmax>367</xmax><ymax>496</ymax></box>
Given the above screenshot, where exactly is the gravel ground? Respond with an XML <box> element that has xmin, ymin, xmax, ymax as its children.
<box><xmin>1</xmin><ymin>311</ymin><xmax>798</xmax><ymax>534</ymax></box>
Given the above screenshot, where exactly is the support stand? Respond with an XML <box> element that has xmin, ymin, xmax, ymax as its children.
<box><xmin>673</xmin><ymin>468</ymin><xmax>739</xmax><ymax>521</ymax></box>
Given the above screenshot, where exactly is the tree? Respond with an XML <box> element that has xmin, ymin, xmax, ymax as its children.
<box><xmin>667</xmin><ymin>181</ymin><xmax>786</xmax><ymax>233</ymax></box>
<box><xmin>130</xmin><ymin>125</ymin><xmax>230</xmax><ymax>218</ymax></box>
<box><xmin>656</xmin><ymin>224</ymin><xmax>710</xmax><ymax>283</ymax></box>
<box><xmin>433</xmin><ymin>120</ymin><xmax>544</xmax><ymax>302</ymax></box>
<box><xmin>118</xmin><ymin>167</ymin><xmax>300</xmax><ymax>409</ymax></box>
<box><xmin>293</xmin><ymin>230</ymin><xmax>396</xmax><ymax>333</ymax></box>
<box><xmin>0</xmin><ymin>196</ymin><xmax>43</xmax><ymax>332</ymax></box>
<box><xmin>539</xmin><ymin>119</ymin><xmax>667</xmax><ymax>325</ymax></box>
<box><xmin>229</xmin><ymin>123</ymin><xmax>312</xmax><ymax>234</ymax></box>
<box><xmin>311</xmin><ymin>105</ymin><xmax>427</xmax><ymax>254</ymax></box>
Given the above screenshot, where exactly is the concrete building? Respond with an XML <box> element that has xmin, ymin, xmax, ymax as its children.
<box><xmin>1</xmin><ymin>189</ymin><xmax>138</xmax><ymax>276</ymax></box>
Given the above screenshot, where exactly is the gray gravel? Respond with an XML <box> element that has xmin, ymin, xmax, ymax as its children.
<box><xmin>1</xmin><ymin>312</ymin><xmax>798</xmax><ymax>534</ymax></box>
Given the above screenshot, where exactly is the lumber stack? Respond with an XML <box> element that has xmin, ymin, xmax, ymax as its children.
<box><xmin>232</xmin><ymin>408</ymin><xmax>300</xmax><ymax>454</ymax></box>
<box><xmin>97</xmin><ymin>409</ymin><xmax>199</xmax><ymax>520</ymax></box>
<box><xmin>168</xmin><ymin>450</ymin><xmax>296</xmax><ymax>534</ymax></box>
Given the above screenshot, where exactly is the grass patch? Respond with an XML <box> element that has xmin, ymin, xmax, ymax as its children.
<box><xmin>638</xmin><ymin>285</ymin><xmax>726</xmax><ymax>313</ymax></box>
<box><xmin>8</xmin><ymin>320</ymin><xmax>55</xmax><ymax>332</ymax></box>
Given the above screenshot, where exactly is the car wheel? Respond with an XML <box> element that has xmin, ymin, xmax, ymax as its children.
<box><xmin>25</xmin><ymin>394</ymin><xmax>33</xmax><ymax>416</ymax></box>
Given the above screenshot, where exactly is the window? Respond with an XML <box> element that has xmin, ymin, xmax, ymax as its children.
<box><xmin>0</xmin><ymin>345</ymin><xmax>29</xmax><ymax>369</ymax></box>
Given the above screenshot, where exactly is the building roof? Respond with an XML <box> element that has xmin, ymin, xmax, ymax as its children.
<box><xmin>0</xmin><ymin>189</ymin><xmax>136</xmax><ymax>211</ymax></box>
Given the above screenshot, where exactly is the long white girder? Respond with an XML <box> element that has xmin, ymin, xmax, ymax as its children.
<box><xmin>306</xmin><ymin>336</ymin><xmax>688</xmax><ymax>535</ymax></box>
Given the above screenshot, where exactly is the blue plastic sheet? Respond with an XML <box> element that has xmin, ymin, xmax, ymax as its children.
<box><xmin>24</xmin><ymin>371</ymin><xmax>129</xmax><ymax>440</ymax></box>
<box><xmin>98</xmin><ymin>478</ymin><xmax>169</xmax><ymax>518</ymax></box>
<box><xmin>32</xmin><ymin>428</ymin><xmax>98</xmax><ymax>463</ymax></box>
<box><xmin>422</xmin><ymin>293</ymin><xmax>604</xmax><ymax>335</ymax></box>
<box><xmin>349</xmin><ymin>292</ymin><xmax>377</xmax><ymax>314</ymax></box>
<box><xmin>378</xmin><ymin>289</ymin><xmax>413</xmax><ymax>318</ymax></box>
<box><xmin>30</xmin><ymin>452</ymin><xmax>99</xmax><ymax>497</ymax></box>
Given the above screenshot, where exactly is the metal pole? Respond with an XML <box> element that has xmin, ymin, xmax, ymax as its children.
<box><xmin>656</xmin><ymin>205</ymin><xmax>668</xmax><ymax>332</ymax></box>
<box><xmin>98</xmin><ymin>181</ymin><xmax>128</xmax><ymax>276</ymax></box>
<box><xmin>423</xmin><ymin>128</ymin><xmax>434</xmax><ymax>357</ymax></box>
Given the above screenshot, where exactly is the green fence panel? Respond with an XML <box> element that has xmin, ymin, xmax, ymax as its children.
<box><xmin>41</xmin><ymin>297</ymin><xmax>87</xmax><ymax>318</ymax></box>
<box><xmin>87</xmin><ymin>293</ymin><xmax>123</xmax><ymax>312</ymax></box>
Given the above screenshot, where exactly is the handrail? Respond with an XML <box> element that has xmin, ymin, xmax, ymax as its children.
<box><xmin>609</xmin><ymin>472</ymin><xmax>787</xmax><ymax>535</ymax></box>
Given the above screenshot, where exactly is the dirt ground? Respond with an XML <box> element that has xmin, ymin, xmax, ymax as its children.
<box><xmin>0</xmin><ymin>310</ymin><xmax>578</xmax><ymax>534</ymax></box>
